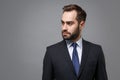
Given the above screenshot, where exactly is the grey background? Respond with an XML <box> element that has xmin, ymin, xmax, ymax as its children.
<box><xmin>0</xmin><ymin>0</ymin><xmax>120</xmax><ymax>80</ymax></box>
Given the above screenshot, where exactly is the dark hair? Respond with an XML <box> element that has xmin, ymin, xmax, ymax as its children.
<box><xmin>63</xmin><ymin>4</ymin><xmax>87</xmax><ymax>23</ymax></box>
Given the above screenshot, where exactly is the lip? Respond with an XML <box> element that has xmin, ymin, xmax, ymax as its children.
<box><xmin>62</xmin><ymin>32</ymin><xmax>69</xmax><ymax>35</ymax></box>
<box><xmin>62</xmin><ymin>31</ymin><xmax>70</xmax><ymax>34</ymax></box>
<box><xmin>63</xmin><ymin>32</ymin><xmax>68</xmax><ymax>34</ymax></box>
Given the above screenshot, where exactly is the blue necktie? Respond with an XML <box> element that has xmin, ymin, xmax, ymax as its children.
<box><xmin>72</xmin><ymin>43</ymin><xmax>79</xmax><ymax>76</ymax></box>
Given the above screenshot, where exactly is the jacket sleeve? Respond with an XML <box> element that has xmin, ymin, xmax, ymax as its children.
<box><xmin>95</xmin><ymin>46</ymin><xmax>108</xmax><ymax>80</ymax></box>
<box><xmin>42</xmin><ymin>47</ymin><xmax>54</xmax><ymax>80</ymax></box>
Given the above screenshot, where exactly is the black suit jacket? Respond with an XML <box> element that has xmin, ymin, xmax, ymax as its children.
<box><xmin>42</xmin><ymin>39</ymin><xmax>108</xmax><ymax>80</ymax></box>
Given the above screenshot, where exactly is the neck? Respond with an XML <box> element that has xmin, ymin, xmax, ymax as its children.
<box><xmin>71</xmin><ymin>35</ymin><xmax>81</xmax><ymax>42</ymax></box>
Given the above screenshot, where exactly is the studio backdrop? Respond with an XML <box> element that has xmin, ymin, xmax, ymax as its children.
<box><xmin>0</xmin><ymin>0</ymin><xmax>120</xmax><ymax>80</ymax></box>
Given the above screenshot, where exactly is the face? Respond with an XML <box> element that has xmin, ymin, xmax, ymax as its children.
<box><xmin>61</xmin><ymin>10</ymin><xmax>84</xmax><ymax>42</ymax></box>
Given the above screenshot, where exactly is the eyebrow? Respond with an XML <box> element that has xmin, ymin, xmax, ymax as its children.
<box><xmin>61</xmin><ymin>20</ymin><xmax>74</xmax><ymax>23</ymax></box>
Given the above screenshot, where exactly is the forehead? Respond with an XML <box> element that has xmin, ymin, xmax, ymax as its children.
<box><xmin>62</xmin><ymin>10</ymin><xmax>77</xmax><ymax>21</ymax></box>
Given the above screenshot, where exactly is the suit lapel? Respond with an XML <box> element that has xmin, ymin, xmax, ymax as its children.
<box><xmin>59</xmin><ymin>40</ymin><xmax>91</xmax><ymax>77</ymax></box>
<box><xmin>78</xmin><ymin>39</ymin><xmax>90</xmax><ymax>77</ymax></box>
<box><xmin>60</xmin><ymin>40</ymin><xmax>76</xmax><ymax>76</ymax></box>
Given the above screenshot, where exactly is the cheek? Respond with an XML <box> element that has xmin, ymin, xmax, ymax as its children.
<box><xmin>67</xmin><ymin>27</ymin><xmax>73</xmax><ymax>33</ymax></box>
<box><xmin>70</xmin><ymin>26</ymin><xmax>78</xmax><ymax>33</ymax></box>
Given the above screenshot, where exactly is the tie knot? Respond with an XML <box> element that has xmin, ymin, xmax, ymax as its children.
<box><xmin>72</xmin><ymin>43</ymin><xmax>77</xmax><ymax>48</ymax></box>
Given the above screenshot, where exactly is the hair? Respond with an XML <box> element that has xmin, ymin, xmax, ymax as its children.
<box><xmin>63</xmin><ymin>4</ymin><xmax>87</xmax><ymax>23</ymax></box>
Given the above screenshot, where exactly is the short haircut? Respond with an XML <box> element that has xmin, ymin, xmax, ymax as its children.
<box><xmin>63</xmin><ymin>4</ymin><xmax>87</xmax><ymax>23</ymax></box>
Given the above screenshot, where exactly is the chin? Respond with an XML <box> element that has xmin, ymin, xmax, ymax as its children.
<box><xmin>63</xmin><ymin>36</ymin><xmax>70</xmax><ymax>40</ymax></box>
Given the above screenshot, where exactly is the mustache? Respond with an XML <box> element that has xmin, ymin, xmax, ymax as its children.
<box><xmin>62</xmin><ymin>30</ymin><xmax>71</xmax><ymax>34</ymax></box>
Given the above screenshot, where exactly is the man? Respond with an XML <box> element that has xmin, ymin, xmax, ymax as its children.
<box><xmin>42</xmin><ymin>4</ymin><xmax>108</xmax><ymax>80</ymax></box>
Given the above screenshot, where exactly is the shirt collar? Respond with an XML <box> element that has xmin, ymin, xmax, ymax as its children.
<box><xmin>66</xmin><ymin>38</ymin><xmax>82</xmax><ymax>48</ymax></box>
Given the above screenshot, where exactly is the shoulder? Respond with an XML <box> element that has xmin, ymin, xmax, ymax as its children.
<box><xmin>83</xmin><ymin>39</ymin><xmax>104</xmax><ymax>57</ymax></box>
<box><xmin>46</xmin><ymin>40</ymin><xmax>66</xmax><ymax>50</ymax></box>
<box><xmin>45</xmin><ymin>40</ymin><xmax>66</xmax><ymax>57</ymax></box>
<box><xmin>83</xmin><ymin>39</ymin><xmax>102</xmax><ymax>50</ymax></box>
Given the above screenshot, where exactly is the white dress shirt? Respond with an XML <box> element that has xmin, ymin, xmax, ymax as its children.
<box><xmin>66</xmin><ymin>38</ymin><xmax>83</xmax><ymax>64</ymax></box>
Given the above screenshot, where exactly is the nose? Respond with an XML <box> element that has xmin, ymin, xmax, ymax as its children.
<box><xmin>62</xmin><ymin>23</ymin><xmax>68</xmax><ymax>30</ymax></box>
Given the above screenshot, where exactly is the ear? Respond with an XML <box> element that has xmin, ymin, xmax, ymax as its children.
<box><xmin>79</xmin><ymin>21</ymin><xmax>85</xmax><ymax>28</ymax></box>
<box><xmin>79</xmin><ymin>21</ymin><xmax>85</xmax><ymax>29</ymax></box>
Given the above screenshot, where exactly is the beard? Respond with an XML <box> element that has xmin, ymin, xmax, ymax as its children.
<box><xmin>62</xmin><ymin>26</ymin><xmax>80</xmax><ymax>41</ymax></box>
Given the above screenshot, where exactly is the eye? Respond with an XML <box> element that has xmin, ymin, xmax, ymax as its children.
<box><xmin>61</xmin><ymin>20</ymin><xmax>65</xmax><ymax>25</ymax></box>
<box><xmin>66</xmin><ymin>21</ymin><xmax>74</xmax><ymax>26</ymax></box>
